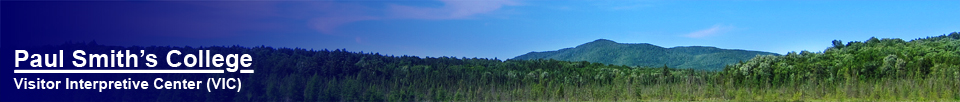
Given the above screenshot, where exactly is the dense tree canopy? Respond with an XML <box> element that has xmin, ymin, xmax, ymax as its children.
<box><xmin>722</xmin><ymin>32</ymin><xmax>960</xmax><ymax>85</ymax></box>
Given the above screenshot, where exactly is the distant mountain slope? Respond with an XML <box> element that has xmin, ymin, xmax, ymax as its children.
<box><xmin>512</xmin><ymin>39</ymin><xmax>779</xmax><ymax>70</ymax></box>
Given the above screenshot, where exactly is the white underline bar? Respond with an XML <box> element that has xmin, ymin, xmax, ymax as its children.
<box><xmin>239</xmin><ymin>70</ymin><xmax>254</xmax><ymax>73</ymax></box>
<box><xmin>14</xmin><ymin>70</ymin><xmax>225</xmax><ymax>73</ymax></box>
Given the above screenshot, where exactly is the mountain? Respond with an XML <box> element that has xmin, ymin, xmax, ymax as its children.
<box><xmin>512</xmin><ymin>39</ymin><xmax>779</xmax><ymax>70</ymax></box>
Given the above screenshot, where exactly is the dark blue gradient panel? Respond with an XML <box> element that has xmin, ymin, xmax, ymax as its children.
<box><xmin>3</xmin><ymin>1</ymin><xmax>257</xmax><ymax>101</ymax></box>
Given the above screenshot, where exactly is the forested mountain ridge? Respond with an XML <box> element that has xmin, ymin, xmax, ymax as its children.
<box><xmin>512</xmin><ymin>39</ymin><xmax>779</xmax><ymax>70</ymax></box>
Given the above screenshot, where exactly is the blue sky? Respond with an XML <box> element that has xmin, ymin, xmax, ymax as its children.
<box><xmin>6</xmin><ymin>0</ymin><xmax>960</xmax><ymax>59</ymax></box>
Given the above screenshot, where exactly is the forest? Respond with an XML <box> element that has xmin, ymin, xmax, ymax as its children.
<box><xmin>11</xmin><ymin>32</ymin><xmax>959</xmax><ymax>101</ymax></box>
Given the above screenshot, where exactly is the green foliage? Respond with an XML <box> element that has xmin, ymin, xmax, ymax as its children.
<box><xmin>721</xmin><ymin>32</ymin><xmax>960</xmax><ymax>86</ymax></box>
<box><xmin>833</xmin><ymin>40</ymin><xmax>845</xmax><ymax>48</ymax></box>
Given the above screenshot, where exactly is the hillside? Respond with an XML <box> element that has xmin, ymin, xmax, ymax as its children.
<box><xmin>512</xmin><ymin>39</ymin><xmax>779</xmax><ymax>70</ymax></box>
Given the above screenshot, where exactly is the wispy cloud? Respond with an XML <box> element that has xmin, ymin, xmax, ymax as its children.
<box><xmin>388</xmin><ymin>0</ymin><xmax>520</xmax><ymax>19</ymax></box>
<box><xmin>149</xmin><ymin>1</ymin><xmax>520</xmax><ymax>38</ymax></box>
<box><xmin>592</xmin><ymin>0</ymin><xmax>655</xmax><ymax>10</ymax></box>
<box><xmin>311</xmin><ymin>15</ymin><xmax>379</xmax><ymax>35</ymax></box>
<box><xmin>684</xmin><ymin>24</ymin><xmax>733</xmax><ymax>38</ymax></box>
<box><xmin>304</xmin><ymin>2</ymin><xmax>382</xmax><ymax>35</ymax></box>
<box><xmin>310</xmin><ymin>0</ymin><xmax>519</xmax><ymax>35</ymax></box>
